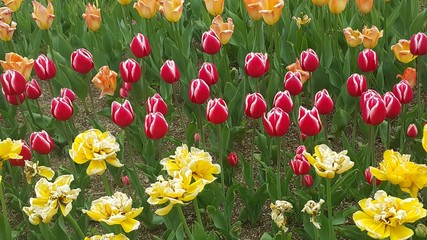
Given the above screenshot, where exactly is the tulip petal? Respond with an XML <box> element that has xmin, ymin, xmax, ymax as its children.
<box><xmin>389</xmin><ymin>225</ymin><xmax>413</xmax><ymax>240</ymax></box>
<box><xmin>155</xmin><ymin>202</ymin><xmax>175</xmax><ymax>216</ymax></box>
<box><xmin>86</xmin><ymin>160</ymin><xmax>107</xmax><ymax>175</ymax></box>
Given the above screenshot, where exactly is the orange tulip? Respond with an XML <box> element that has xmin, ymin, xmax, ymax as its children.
<box><xmin>0</xmin><ymin>7</ymin><xmax>13</xmax><ymax>24</ymax></box>
<box><xmin>92</xmin><ymin>66</ymin><xmax>117</xmax><ymax>98</ymax></box>
<box><xmin>259</xmin><ymin>0</ymin><xmax>284</xmax><ymax>25</ymax></box>
<box><xmin>82</xmin><ymin>3</ymin><xmax>101</xmax><ymax>32</ymax></box>
<box><xmin>286</xmin><ymin>59</ymin><xmax>310</xmax><ymax>84</ymax></box>
<box><xmin>343</xmin><ymin>27</ymin><xmax>363</xmax><ymax>47</ymax></box>
<box><xmin>134</xmin><ymin>0</ymin><xmax>158</xmax><ymax>18</ymax></box>
<box><xmin>160</xmin><ymin>0</ymin><xmax>184</xmax><ymax>22</ymax></box>
<box><xmin>396</xmin><ymin>67</ymin><xmax>416</xmax><ymax>88</ymax></box>
<box><xmin>243</xmin><ymin>0</ymin><xmax>262</xmax><ymax>21</ymax></box>
<box><xmin>0</xmin><ymin>21</ymin><xmax>16</xmax><ymax>42</ymax></box>
<box><xmin>117</xmin><ymin>0</ymin><xmax>132</xmax><ymax>5</ymax></box>
<box><xmin>356</xmin><ymin>0</ymin><xmax>373</xmax><ymax>14</ymax></box>
<box><xmin>311</xmin><ymin>0</ymin><xmax>328</xmax><ymax>6</ymax></box>
<box><xmin>210</xmin><ymin>15</ymin><xmax>234</xmax><ymax>45</ymax></box>
<box><xmin>32</xmin><ymin>0</ymin><xmax>55</xmax><ymax>30</ymax></box>
<box><xmin>362</xmin><ymin>26</ymin><xmax>383</xmax><ymax>49</ymax></box>
<box><xmin>328</xmin><ymin>0</ymin><xmax>348</xmax><ymax>14</ymax></box>
<box><xmin>2</xmin><ymin>0</ymin><xmax>23</xmax><ymax>12</ymax></box>
<box><xmin>0</xmin><ymin>52</ymin><xmax>34</xmax><ymax>80</ymax></box>
<box><xmin>391</xmin><ymin>39</ymin><xmax>417</xmax><ymax>64</ymax></box>
<box><xmin>204</xmin><ymin>0</ymin><xmax>224</xmax><ymax>16</ymax></box>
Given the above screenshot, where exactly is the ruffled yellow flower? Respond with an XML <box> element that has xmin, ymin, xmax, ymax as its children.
<box><xmin>370</xmin><ymin>150</ymin><xmax>427</xmax><ymax>197</ymax></box>
<box><xmin>83</xmin><ymin>192</ymin><xmax>143</xmax><ymax>233</ymax></box>
<box><xmin>362</xmin><ymin>25</ymin><xmax>383</xmax><ymax>49</ymax></box>
<box><xmin>92</xmin><ymin>66</ymin><xmax>117</xmax><ymax>98</ymax></box>
<box><xmin>146</xmin><ymin>169</ymin><xmax>205</xmax><ymax>216</ymax></box>
<box><xmin>69</xmin><ymin>129</ymin><xmax>122</xmax><ymax>176</ymax></box>
<box><xmin>160</xmin><ymin>144</ymin><xmax>221</xmax><ymax>183</ymax></box>
<box><xmin>32</xmin><ymin>0</ymin><xmax>55</xmax><ymax>30</ymax></box>
<box><xmin>301</xmin><ymin>199</ymin><xmax>325</xmax><ymax>229</ymax></box>
<box><xmin>24</xmin><ymin>161</ymin><xmax>55</xmax><ymax>184</ymax></box>
<box><xmin>210</xmin><ymin>15</ymin><xmax>234</xmax><ymax>45</ymax></box>
<box><xmin>391</xmin><ymin>39</ymin><xmax>417</xmax><ymax>63</ymax></box>
<box><xmin>0</xmin><ymin>138</ymin><xmax>22</xmax><ymax>168</ymax></box>
<box><xmin>2</xmin><ymin>0</ymin><xmax>23</xmax><ymax>12</ymax></box>
<box><xmin>160</xmin><ymin>0</ymin><xmax>184</xmax><ymax>22</ymax></box>
<box><xmin>343</xmin><ymin>27</ymin><xmax>363</xmax><ymax>47</ymax></box>
<box><xmin>85</xmin><ymin>233</ymin><xmax>129</xmax><ymax>240</ymax></box>
<box><xmin>259</xmin><ymin>0</ymin><xmax>284</xmax><ymax>25</ymax></box>
<box><xmin>82</xmin><ymin>3</ymin><xmax>101</xmax><ymax>32</ymax></box>
<box><xmin>304</xmin><ymin>144</ymin><xmax>354</xmax><ymax>179</ymax></box>
<box><xmin>23</xmin><ymin>175</ymin><xmax>81</xmax><ymax>225</ymax></box>
<box><xmin>423</xmin><ymin>123</ymin><xmax>427</xmax><ymax>153</ymax></box>
<box><xmin>270</xmin><ymin>200</ymin><xmax>293</xmax><ymax>232</ymax></box>
<box><xmin>353</xmin><ymin>190</ymin><xmax>427</xmax><ymax>240</ymax></box>
<box><xmin>0</xmin><ymin>52</ymin><xmax>34</xmax><ymax>80</ymax></box>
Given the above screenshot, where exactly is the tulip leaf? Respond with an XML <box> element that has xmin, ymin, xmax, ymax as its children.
<box><xmin>410</xmin><ymin>10</ymin><xmax>427</xmax><ymax>34</ymax></box>
<box><xmin>332</xmin><ymin>109</ymin><xmax>351</xmax><ymax>134</ymax></box>
<box><xmin>335</xmin><ymin>225</ymin><xmax>374</xmax><ymax>240</ymax></box>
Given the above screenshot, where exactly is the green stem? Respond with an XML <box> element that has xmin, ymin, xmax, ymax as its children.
<box><xmin>24</xmin><ymin>99</ymin><xmax>43</xmax><ymax>129</ymax></box>
<box><xmin>249</xmin><ymin>121</ymin><xmax>256</xmax><ymax>189</ymax></box>
<box><xmin>326</xmin><ymin>178</ymin><xmax>335</xmax><ymax>239</ymax></box>
<box><xmin>86</xmin><ymin>74</ymin><xmax>98</xmax><ymax>121</ymax></box>
<box><xmin>176</xmin><ymin>204</ymin><xmax>193</xmax><ymax>240</ymax></box>
<box><xmin>197</xmin><ymin>104</ymin><xmax>205</xmax><ymax>148</ymax></box>
<box><xmin>351</xmin><ymin>104</ymin><xmax>358</xmax><ymax>148</ymax></box>
<box><xmin>386</xmin><ymin>120</ymin><xmax>390</xmax><ymax>149</ymax></box>
<box><xmin>0</xmin><ymin>171</ymin><xmax>12</xmax><ymax>240</ymax></box>
<box><xmin>216</xmin><ymin>124</ymin><xmax>225</xmax><ymax>190</ymax></box>
<box><xmin>193</xmin><ymin>198</ymin><xmax>204</xmax><ymax>230</ymax></box>
<box><xmin>16</xmin><ymin>96</ymin><xmax>32</xmax><ymax>132</ymax></box>
<box><xmin>173</xmin><ymin>82</ymin><xmax>186</xmax><ymax>135</ymax></box>
<box><xmin>416</xmin><ymin>57</ymin><xmax>423</xmax><ymax>119</ymax></box>
<box><xmin>66</xmin><ymin>214</ymin><xmax>85</xmax><ymax>239</ymax></box>
<box><xmin>369</xmin><ymin>125</ymin><xmax>377</xmax><ymax>192</ymax></box>
<box><xmin>102</xmin><ymin>173</ymin><xmax>112</xmax><ymax>196</ymax></box>
<box><xmin>282</xmin><ymin>137</ymin><xmax>288</xmax><ymax>197</ymax></box>
<box><xmin>400</xmin><ymin>104</ymin><xmax>406</xmax><ymax>153</ymax></box>
<box><xmin>322</xmin><ymin>115</ymin><xmax>329</xmax><ymax>145</ymax></box>
<box><xmin>48</xmin><ymin>81</ymin><xmax>55</xmax><ymax>98</ymax></box>
<box><xmin>276</xmin><ymin>137</ymin><xmax>282</xmax><ymax>200</ymax></box>
<box><xmin>139</xmin><ymin>58</ymin><xmax>146</xmax><ymax>104</ymax></box>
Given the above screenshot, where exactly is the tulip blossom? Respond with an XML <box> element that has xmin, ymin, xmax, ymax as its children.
<box><xmin>245</xmin><ymin>52</ymin><xmax>269</xmax><ymax>78</ymax></box>
<box><xmin>362</xmin><ymin>26</ymin><xmax>383</xmax><ymax>49</ymax></box>
<box><xmin>292</xmin><ymin>14</ymin><xmax>311</xmax><ymax>29</ymax></box>
<box><xmin>360</xmin><ymin>90</ymin><xmax>386</xmax><ymax>125</ymax></box>
<box><xmin>283</xmin><ymin>71</ymin><xmax>303</xmax><ymax>96</ymax></box>
<box><xmin>23</xmin><ymin>161</ymin><xmax>55</xmax><ymax>184</ymax></box>
<box><xmin>119</xmin><ymin>88</ymin><xmax>128</xmax><ymax>98</ymax></box>
<box><xmin>92</xmin><ymin>66</ymin><xmax>118</xmax><ymax>98</ymax></box>
<box><xmin>243</xmin><ymin>0</ymin><xmax>262</xmax><ymax>21</ymax></box>
<box><xmin>121</xmin><ymin>175</ymin><xmax>130</xmax><ymax>186</ymax></box>
<box><xmin>161</xmin><ymin>0</ymin><xmax>184</xmax><ymax>22</ymax></box>
<box><xmin>189</xmin><ymin>78</ymin><xmax>210</xmax><ymax>104</ymax></box>
<box><xmin>210</xmin><ymin>15</ymin><xmax>234</xmax><ymax>45</ymax></box>
<box><xmin>30</xmin><ymin>131</ymin><xmax>55</xmax><ymax>155</ymax></box>
<box><xmin>314</xmin><ymin>89</ymin><xmax>334</xmax><ymax>115</ymax></box>
<box><xmin>146</xmin><ymin>93</ymin><xmax>168</xmax><ymax>115</ymax></box>
<box><xmin>262</xmin><ymin>107</ymin><xmax>290</xmax><ymax>137</ymax></box>
<box><xmin>286</xmin><ymin>58</ymin><xmax>310</xmax><ymax>83</ymax></box>
<box><xmin>244</xmin><ymin>92</ymin><xmax>267</xmax><ymax>119</ymax></box>
<box><xmin>273</xmin><ymin>90</ymin><xmax>293</xmax><ymax>113</ymax></box>
<box><xmin>227</xmin><ymin>152</ymin><xmax>238</xmax><ymax>167</ymax></box>
<box><xmin>0</xmin><ymin>21</ymin><xmax>17</xmax><ymax>42</ymax></box>
<box><xmin>0</xmin><ymin>52</ymin><xmax>34</xmax><ymax>80</ymax></box>
<box><xmin>328</xmin><ymin>0</ymin><xmax>348</xmax><ymax>14</ymax></box>
<box><xmin>311</xmin><ymin>0</ymin><xmax>327</xmax><ymax>6</ymax></box>
<box><xmin>301</xmin><ymin>199</ymin><xmax>325</xmax><ymax>229</ymax></box>
<box><xmin>130</xmin><ymin>33</ymin><xmax>151</xmax><ymax>58</ymax></box>
<box><xmin>2</xmin><ymin>0</ymin><xmax>22</xmax><ymax>12</ymax></box>
<box><xmin>120</xmin><ymin>58</ymin><xmax>141</xmax><ymax>83</ymax></box>
<box><xmin>301</xmin><ymin>174</ymin><xmax>314</xmax><ymax>187</ymax></box>
<box><xmin>0</xmin><ymin>7</ymin><xmax>12</xmax><ymax>24</ymax></box>
<box><xmin>160</xmin><ymin>60</ymin><xmax>180</xmax><ymax>84</ymax></box>
<box><xmin>392</xmin><ymin>80</ymin><xmax>413</xmax><ymax>104</ymax></box>
<box><xmin>300</xmin><ymin>48</ymin><xmax>319</xmax><ymax>72</ymax></box>
<box><xmin>51</xmin><ymin>97</ymin><xmax>74</xmax><ymax>121</ymax></box>
<box><xmin>117</xmin><ymin>0</ymin><xmax>132</xmax><ymax>5</ymax></box>
<box><xmin>290</xmin><ymin>155</ymin><xmax>310</xmax><ymax>175</ymax></box>
<box><xmin>82</xmin><ymin>3</ymin><xmax>101</xmax><ymax>32</ymax></box>
<box><xmin>422</xmin><ymin>123</ymin><xmax>427</xmax><ymax>153</ymax></box>
<box><xmin>410</xmin><ymin>32</ymin><xmax>427</xmax><ymax>56</ymax></box>
<box><xmin>204</xmin><ymin>0</ymin><xmax>224</xmax><ymax>16</ymax></box>
<box><xmin>111</xmin><ymin>100</ymin><xmax>134</xmax><ymax>127</ymax></box>
<box><xmin>259</xmin><ymin>0</ymin><xmax>284</xmax><ymax>25</ymax></box>
<box><xmin>358</xmin><ymin>48</ymin><xmax>378</xmax><ymax>72</ymax></box>
<box><xmin>85</xmin><ymin>234</ymin><xmax>129</xmax><ymax>240</ymax></box>
<box><xmin>343</xmin><ymin>27</ymin><xmax>363</xmax><ymax>47</ymax></box>
<box><xmin>382</xmin><ymin>92</ymin><xmax>401</xmax><ymax>119</ymax></box>
<box><xmin>364</xmin><ymin>167</ymin><xmax>381</xmax><ymax>186</ymax></box>
<box><xmin>144</xmin><ymin>112</ymin><xmax>169</xmax><ymax>139</ymax></box>
<box><xmin>407</xmin><ymin>124</ymin><xmax>418</xmax><ymax>138</ymax></box>
<box><xmin>34</xmin><ymin>54</ymin><xmax>56</xmax><ymax>80</ymax></box>
<box><xmin>391</xmin><ymin>39</ymin><xmax>417</xmax><ymax>63</ymax></box>
<box><xmin>198</xmin><ymin>62</ymin><xmax>218</xmax><ymax>86</ymax></box>
<box><xmin>298</xmin><ymin>106</ymin><xmax>322</xmax><ymax>136</ymax></box>
<box><xmin>9</xmin><ymin>141</ymin><xmax>31</xmax><ymax>167</ymax></box>
<box><xmin>60</xmin><ymin>88</ymin><xmax>76</xmax><ymax>101</ymax></box>
<box><xmin>32</xmin><ymin>0</ymin><xmax>55</xmax><ymax>30</ymax></box>
<box><xmin>356</xmin><ymin>0</ymin><xmax>373</xmax><ymax>14</ymax></box>
<box><xmin>206</xmin><ymin>98</ymin><xmax>228</xmax><ymax>124</ymax></box>
<box><xmin>2</xmin><ymin>89</ymin><xmax>25</xmax><ymax>105</ymax></box>
<box><xmin>0</xmin><ymin>138</ymin><xmax>23</xmax><ymax>168</ymax></box>
<box><xmin>69</xmin><ymin>129</ymin><xmax>123</xmax><ymax>176</ymax></box>
<box><xmin>396</xmin><ymin>67</ymin><xmax>416</xmax><ymax>88</ymax></box>
<box><xmin>70</xmin><ymin>48</ymin><xmax>94</xmax><ymax>74</ymax></box>
<box><xmin>83</xmin><ymin>192</ymin><xmax>143</xmax><ymax>233</ymax></box>
<box><xmin>346</xmin><ymin>73</ymin><xmax>367</xmax><ymax>97</ymax></box>
<box><xmin>0</xmin><ymin>69</ymin><xmax>27</xmax><ymax>95</ymax></box>
<box><xmin>270</xmin><ymin>200</ymin><xmax>293</xmax><ymax>232</ymax></box>
<box><xmin>133</xmin><ymin>0</ymin><xmax>158</xmax><ymax>19</ymax></box>
<box><xmin>201</xmin><ymin>30</ymin><xmax>221</xmax><ymax>55</ymax></box>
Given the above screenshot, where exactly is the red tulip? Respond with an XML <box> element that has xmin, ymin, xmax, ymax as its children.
<box><xmin>206</xmin><ymin>98</ymin><xmax>228</xmax><ymax>124</ymax></box>
<box><xmin>121</xmin><ymin>175</ymin><xmax>130</xmax><ymax>186</ymax></box>
<box><xmin>30</xmin><ymin>130</ymin><xmax>55</xmax><ymax>154</ymax></box>
<box><xmin>360</xmin><ymin>91</ymin><xmax>386</xmax><ymax>125</ymax></box>
<box><xmin>146</xmin><ymin>93</ymin><xmax>168</xmax><ymax>115</ymax></box>
<box><xmin>298</xmin><ymin>106</ymin><xmax>322</xmax><ymax>136</ymax></box>
<box><xmin>1</xmin><ymin>69</ymin><xmax>26</xmax><ymax>95</ymax></box>
<box><xmin>160</xmin><ymin>60</ymin><xmax>180</xmax><ymax>84</ymax></box>
<box><xmin>262</xmin><ymin>107</ymin><xmax>290</xmax><ymax>137</ymax></box>
<box><xmin>347</xmin><ymin>73</ymin><xmax>367</xmax><ymax>97</ymax></box>
<box><xmin>201</xmin><ymin>30</ymin><xmax>221</xmax><ymax>55</ymax></box>
<box><xmin>120</xmin><ymin>58</ymin><xmax>141</xmax><ymax>83</ymax></box>
<box><xmin>111</xmin><ymin>100</ymin><xmax>134</xmax><ymax>127</ymax></box>
<box><xmin>410</xmin><ymin>32</ymin><xmax>427</xmax><ymax>56</ymax></box>
<box><xmin>25</xmin><ymin>79</ymin><xmax>42</xmax><ymax>99</ymax></box>
<box><xmin>122</xmin><ymin>82</ymin><xmax>133</xmax><ymax>91</ymax></box>
<box><xmin>300</xmin><ymin>48</ymin><xmax>319</xmax><ymax>72</ymax></box>
<box><xmin>51</xmin><ymin>97</ymin><xmax>74</xmax><ymax>121</ymax></box>
<box><xmin>314</xmin><ymin>89</ymin><xmax>334</xmax><ymax>115</ymax></box>
<box><xmin>290</xmin><ymin>155</ymin><xmax>310</xmax><ymax>175</ymax></box>
<box><xmin>144</xmin><ymin>112</ymin><xmax>168</xmax><ymax>139</ymax></box>
<box><xmin>119</xmin><ymin>87</ymin><xmax>128</xmax><ymax>98</ymax></box>
<box><xmin>364</xmin><ymin>168</ymin><xmax>381</xmax><ymax>186</ymax></box>
<box><xmin>358</xmin><ymin>48</ymin><xmax>378</xmax><ymax>72</ymax></box>
<box><xmin>34</xmin><ymin>54</ymin><xmax>56</xmax><ymax>80</ymax></box>
<box><xmin>244</xmin><ymin>92</ymin><xmax>267</xmax><ymax>119</ymax></box>
<box><xmin>130</xmin><ymin>33</ymin><xmax>151</xmax><ymax>58</ymax></box>
<box><xmin>295</xmin><ymin>145</ymin><xmax>306</xmax><ymax>155</ymax></box>
<box><xmin>189</xmin><ymin>78</ymin><xmax>210</xmax><ymax>104</ymax></box>
<box><xmin>9</xmin><ymin>141</ymin><xmax>31</xmax><ymax>167</ymax></box>
<box><xmin>283</xmin><ymin>71</ymin><xmax>303</xmax><ymax>96</ymax></box>
<box><xmin>244</xmin><ymin>52</ymin><xmax>269</xmax><ymax>78</ymax></box>
<box><xmin>194</xmin><ymin>133</ymin><xmax>200</xmax><ymax>142</ymax></box>
<box><xmin>301</xmin><ymin>174</ymin><xmax>314</xmax><ymax>187</ymax></box>
<box><xmin>60</xmin><ymin>88</ymin><xmax>76</xmax><ymax>101</ymax></box>
<box><xmin>71</xmin><ymin>48</ymin><xmax>94</xmax><ymax>74</ymax></box>
<box><xmin>227</xmin><ymin>152</ymin><xmax>238</xmax><ymax>167</ymax></box>
<box><xmin>407</xmin><ymin>124</ymin><xmax>418</xmax><ymax>138</ymax></box>
<box><xmin>2</xmin><ymin>89</ymin><xmax>25</xmax><ymax>105</ymax></box>
<box><xmin>198</xmin><ymin>62</ymin><xmax>218</xmax><ymax>86</ymax></box>
<box><xmin>273</xmin><ymin>90</ymin><xmax>293</xmax><ymax>113</ymax></box>
<box><xmin>392</xmin><ymin>80</ymin><xmax>413</xmax><ymax>104</ymax></box>
<box><xmin>382</xmin><ymin>91</ymin><xmax>401</xmax><ymax>119</ymax></box>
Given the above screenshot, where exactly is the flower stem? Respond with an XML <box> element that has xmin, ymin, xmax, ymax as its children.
<box><xmin>369</xmin><ymin>125</ymin><xmax>377</xmax><ymax>192</ymax></box>
<box><xmin>176</xmin><ymin>204</ymin><xmax>193</xmax><ymax>240</ymax></box>
<box><xmin>48</xmin><ymin>80</ymin><xmax>55</xmax><ymax>98</ymax></box>
<box><xmin>197</xmin><ymin>104</ymin><xmax>205</xmax><ymax>148</ymax></box>
<box><xmin>326</xmin><ymin>178</ymin><xmax>335</xmax><ymax>239</ymax></box>
<box><xmin>249</xmin><ymin>120</ymin><xmax>256</xmax><ymax>189</ymax></box>
<box><xmin>416</xmin><ymin>57</ymin><xmax>423</xmax><ymax>119</ymax></box>
<box><xmin>276</xmin><ymin>137</ymin><xmax>282</xmax><ymax>200</ymax></box>
<box><xmin>86</xmin><ymin>74</ymin><xmax>98</xmax><ymax>121</ymax></box>
<box><xmin>0</xmin><ymin>171</ymin><xmax>12</xmax><ymax>240</ymax></box>
<box><xmin>102</xmin><ymin>173</ymin><xmax>112</xmax><ymax>196</ymax></box>
<box><xmin>193</xmin><ymin>198</ymin><xmax>204</xmax><ymax>230</ymax></box>
<box><xmin>216</xmin><ymin>124</ymin><xmax>225</xmax><ymax>190</ymax></box>
<box><xmin>322</xmin><ymin>115</ymin><xmax>329</xmax><ymax>146</ymax></box>
<box><xmin>400</xmin><ymin>104</ymin><xmax>406</xmax><ymax>153</ymax></box>
<box><xmin>66</xmin><ymin>214</ymin><xmax>85</xmax><ymax>239</ymax></box>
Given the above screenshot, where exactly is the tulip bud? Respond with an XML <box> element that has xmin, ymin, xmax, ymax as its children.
<box><xmin>283</xmin><ymin>71</ymin><xmax>303</xmax><ymax>96</ymax></box>
<box><xmin>60</xmin><ymin>88</ymin><xmax>76</xmax><ymax>102</ymax></box>
<box><xmin>244</xmin><ymin>52</ymin><xmax>269</xmax><ymax>78</ymax></box>
<box><xmin>161</xmin><ymin>0</ymin><xmax>184</xmax><ymax>22</ymax></box>
<box><xmin>51</xmin><ymin>97</ymin><xmax>74</xmax><ymax>121</ymax></box>
<box><xmin>71</xmin><ymin>48</ymin><xmax>94</xmax><ymax>74</ymax></box>
<box><xmin>360</xmin><ymin>91</ymin><xmax>386</xmax><ymax>125</ymax></box>
<box><xmin>201</xmin><ymin>30</ymin><xmax>221</xmax><ymax>55</ymax></box>
<box><xmin>415</xmin><ymin>224</ymin><xmax>427</xmax><ymax>238</ymax></box>
<box><xmin>146</xmin><ymin>93</ymin><xmax>168</xmax><ymax>115</ymax></box>
<box><xmin>273</xmin><ymin>90</ymin><xmax>293</xmax><ymax>113</ymax></box>
<box><xmin>311</xmin><ymin>0</ymin><xmax>328</xmax><ymax>6</ymax></box>
<box><xmin>30</xmin><ymin>130</ymin><xmax>55</xmax><ymax>154</ymax></box>
<box><xmin>122</xmin><ymin>82</ymin><xmax>133</xmax><ymax>91</ymax></box>
<box><xmin>298</xmin><ymin>106</ymin><xmax>322</xmax><ymax>136</ymax></box>
<box><xmin>0</xmin><ymin>69</ymin><xmax>26</xmax><ymax>95</ymax></box>
<box><xmin>189</xmin><ymin>79</ymin><xmax>210</xmax><ymax>104</ymax></box>
<box><xmin>119</xmin><ymin>87</ymin><xmax>128</xmax><ymax>98</ymax></box>
<box><xmin>301</xmin><ymin>174</ymin><xmax>314</xmax><ymax>187</ymax></box>
<box><xmin>263</xmin><ymin>107</ymin><xmax>290</xmax><ymax>137</ymax></box>
<box><xmin>358</xmin><ymin>49</ymin><xmax>378</xmax><ymax>72</ymax></box>
<box><xmin>407</xmin><ymin>124</ymin><xmax>418</xmax><ymax>138</ymax></box>
<box><xmin>206</xmin><ymin>98</ymin><xmax>228</xmax><ymax>124</ymax></box>
<box><xmin>244</xmin><ymin>92</ymin><xmax>267</xmax><ymax>119</ymax></box>
<box><xmin>144</xmin><ymin>112</ymin><xmax>168</xmax><ymax>139</ymax></box>
<box><xmin>382</xmin><ymin>92</ymin><xmax>401</xmax><ymax>119</ymax></box>
<box><xmin>34</xmin><ymin>54</ymin><xmax>56</xmax><ymax>80</ymax></box>
<box><xmin>9</xmin><ymin>141</ymin><xmax>31</xmax><ymax>167</ymax></box>
<box><xmin>121</xmin><ymin>175</ymin><xmax>130</xmax><ymax>186</ymax></box>
<box><xmin>300</xmin><ymin>48</ymin><xmax>319</xmax><ymax>72</ymax></box>
<box><xmin>296</xmin><ymin>145</ymin><xmax>306</xmax><ymax>155</ymax></box>
<box><xmin>111</xmin><ymin>100</ymin><xmax>134</xmax><ymax>128</ymax></box>
<box><xmin>360</xmin><ymin>89</ymin><xmax>381</xmax><ymax>108</ymax></box>
<box><xmin>119</xmin><ymin>58</ymin><xmax>141</xmax><ymax>83</ymax></box>
<box><xmin>314</xmin><ymin>89</ymin><xmax>334</xmax><ymax>115</ymax></box>
<box><xmin>290</xmin><ymin>156</ymin><xmax>310</xmax><ymax>175</ymax></box>
<box><xmin>160</xmin><ymin>60</ymin><xmax>180</xmax><ymax>84</ymax></box>
<box><xmin>2</xmin><ymin>88</ymin><xmax>25</xmax><ymax>105</ymax></box>
<box><xmin>410</xmin><ymin>32</ymin><xmax>427</xmax><ymax>56</ymax></box>
<box><xmin>346</xmin><ymin>73</ymin><xmax>367</xmax><ymax>97</ymax></box>
<box><xmin>32</xmin><ymin>0</ymin><xmax>55</xmax><ymax>30</ymax></box>
<box><xmin>364</xmin><ymin>168</ymin><xmax>381</xmax><ymax>186</ymax></box>
<box><xmin>328</xmin><ymin>0</ymin><xmax>348</xmax><ymax>14</ymax></box>
<box><xmin>82</xmin><ymin>3</ymin><xmax>101</xmax><ymax>32</ymax></box>
<box><xmin>130</xmin><ymin>33</ymin><xmax>151</xmax><ymax>58</ymax></box>
<box><xmin>198</xmin><ymin>62</ymin><xmax>218</xmax><ymax>86</ymax></box>
<box><xmin>227</xmin><ymin>152</ymin><xmax>238</xmax><ymax>167</ymax></box>
<box><xmin>356</xmin><ymin>0</ymin><xmax>373</xmax><ymax>14</ymax></box>
<box><xmin>392</xmin><ymin>80</ymin><xmax>413</xmax><ymax>104</ymax></box>
<box><xmin>25</xmin><ymin>79</ymin><xmax>42</xmax><ymax>100</ymax></box>
<box><xmin>194</xmin><ymin>133</ymin><xmax>200</xmax><ymax>142</ymax></box>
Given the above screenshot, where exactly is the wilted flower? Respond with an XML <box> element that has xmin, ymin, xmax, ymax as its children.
<box><xmin>69</xmin><ymin>129</ymin><xmax>122</xmax><ymax>176</ymax></box>
<box><xmin>92</xmin><ymin>66</ymin><xmax>118</xmax><ymax>98</ymax></box>
<box><xmin>301</xmin><ymin>199</ymin><xmax>325</xmax><ymax>229</ymax></box>
<box><xmin>83</xmin><ymin>192</ymin><xmax>143</xmax><ymax>233</ymax></box>
<box><xmin>353</xmin><ymin>190</ymin><xmax>427</xmax><ymax>240</ymax></box>
<box><xmin>85</xmin><ymin>233</ymin><xmax>129</xmax><ymax>240</ymax></box>
<box><xmin>270</xmin><ymin>200</ymin><xmax>293</xmax><ymax>232</ymax></box>
<box><xmin>210</xmin><ymin>15</ymin><xmax>234</xmax><ymax>45</ymax></box>
<box><xmin>0</xmin><ymin>52</ymin><xmax>34</xmax><ymax>80</ymax></box>
<box><xmin>24</xmin><ymin>161</ymin><xmax>55</xmax><ymax>184</ymax></box>
<box><xmin>292</xmin><ymin>14</ymin><xmax>311</xmax><ymax>28</ymax></box>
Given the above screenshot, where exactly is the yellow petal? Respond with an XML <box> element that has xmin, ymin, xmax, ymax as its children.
<box><xmin>389</xmin><ymin>225</ymin><xmax>413</xmax><ymax>240</ymax></box>
<box><xmin>155</xmin><ymin>202</ymin><xmax>175</xmax><ymax>216</ymax></box>
<box><xmin>120</xmin><ymin>218</ymin><xmax>140</xmax><ymax>233</ymax></box>
<box><xmin>38</xmin><ymin>166</ymin><xmax>55</xmax><ymax>180</ymax></box>
<box><xmin>86</xmin><ymin>160</ymin><xmax>107</xmax><ymax>175</ymax></box>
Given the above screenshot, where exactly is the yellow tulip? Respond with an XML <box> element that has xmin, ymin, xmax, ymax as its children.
<box><xmin>32</xmin><ymin>0</ymin><xmax>55</xmax><ymax>30</ymax></box>
<box><xmin>328</xmin><ymin>0</ymin><xmax>348</xmax><ymax>14</ymax></box>
<box><xmin>343</xmin><ymin>27</ymin><xmax>363</xmax><ymax>47</ymax></box>
<box><xmin>0</xmin><ymin>138</ymin><xmax>22</xmax><ymax>168</ymax></box>
<box><xmin>69</xmin><ymin>129</ymin><xmax>123</xmax><ymax>176</ymax></box>
<box><xmin>311</xmin><ymin>0</ymin><xmax>328</xmax><ymax>6</ymax></box>
<box><xmin>117</xmin><ymin>0</ymin><xmax>132</xmax><ymax>5</ymax></box>
<box><xmin>204</xmin><ymin>0</ymin><xmax>224</xmax><ymax>16</ymax></box>
<box><xmin>85</xmin><ymin>234</ymin><xmax>129</xmax><ymax>240</ymax></box>
<box><xmin>210</xmin><ymin>15</ymin><xmax>234</xmax><ymax>45</ymax></box>
<box><xmin>0</xmin><ymin>7</ymin><xmax>13</xmax><ymax>24</ymax></box>
<box><xmin>160</xmin><ymin>0</ymin><xmax>184</xmax><ymax>22</ymax></box>
<box><xmin>353</xmin><ymin>190</ymin><xmax>427</xmax><ymax>240</ymax></box>
<box><xmin>83</xmin><ymin>192</ymin><xmax>143</xmax><ymax>233</ymax></box>
<box><xmin>243</xmin><ymin>0</ymin><xmax>262</xmax><ymax>21</ymax></box>
<box><xmin>356</xmin><ymin>0</ymin><xmax>373</xmax><ymax>14</ymax></box>
<box><xmin>0</xmin><ymin>52</ymin><xmax>34</xmax><ymax>80</ymax></box>
<box><xmin>82</xmin><ymin>3</ymin><xmax>101</xmax><ymax>32</ymax></box>
<box><xmin>362</xmin><ymin>25</ymin><xmax>383</xmax><ymax>49</ymax></box>
<box><xmin>2</xmin><ymin>0</ymin><xmax>23</xmax><ymax>12</ymax></box>
<box><xmin>133</xmin><ymin>0</ymin><xmax>158</xmax><ymax>18</ymax></box>
<box><xmin>391</xmin><ymin>39</ymin><xmax>417</xmax><ymax>63</ymax></box>
<box><xmin>370</xmin><ymin>150</ymin><xmax>427</xmax><ymax>197</ymax></box>
<box><xmin>396</xmin><ymin>67</ymin><xmax>416</xmax><ymax>88</ymax></box>
<box><xmin>423</xmin><ymin>123</ymin><xmax>427</xmax><ymax>153</ymax></box>
<box><xmin>92</xmin><ymin>66</ymin><xmax>118</xmax><ymax>98</ymax></box>
<box><xmin>259</xmin><ymin>0</ymin><xmax>284</xmax><ymax>25</ymax></box>
<box><xmin>0</xmin><ymin>21</ymin><xmax>16</xmax><ymax>42</ymax></box>
<box><xmin>24</xmin><ymin>161</ymin><xmax>55</xmax><ymax>184</ymax></box>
